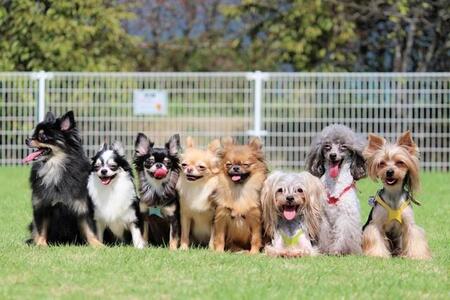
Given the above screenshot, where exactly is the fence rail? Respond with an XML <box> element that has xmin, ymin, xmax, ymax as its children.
<box><xmin>1</xmin><ymin>72</ymin><xmax>449</xmax><ymax>170</ymax></box>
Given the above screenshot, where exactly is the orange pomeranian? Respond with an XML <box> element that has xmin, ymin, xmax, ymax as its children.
<box><xmin>213</xmin><ymin>137</ymin><xmax>268</xmax><ymax>254</ymax></box>
<box><xmin>177</xmin><ymin>137</ymin><xmax>221</xmax><ymax>250</ymax></box>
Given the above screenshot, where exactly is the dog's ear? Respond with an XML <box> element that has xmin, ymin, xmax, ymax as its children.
<box><xmin>305</xmin><ymin>140</ymin><xmax>325</xmax><ymax>177</ymax></box>
<box><xmin>135</xmin><ymin>133</ymin><xmax>152</xmax><ymax>156</ymax></box>
<box><xmin>186</xmin><ymin>136</ymin><xmax>195</xmax><ymax>149</ymax></box>
<box><xmin>59</xmin><ymin>111</ymin><xmax>75</xmax><ymax>131</ymax></box>
<box><xmin>166</xmin><ymin>134</ymin><xmax>181</xmax><ymax>156</ymax></box>
<box><xmin>221</xmin><ymin>136</ymin><xmax>234</xmax><ymax>148</ymax></box>
<box><xmin>248</xmin><ymin>137</ymin><xmax>263</xmax><ymax>151</ymax></box>
<box><xmin>261</xmin><ymin>173</ymin><xmax>281</xmax><ymax>239</ymax></box>
<box><xmin>397</xmin><ymin>131</ymin><xmax>418</xmax><ymax>156</ymax></box>
<box><xmin>207</xmin><ymin>139</ymin><xmax>221</xmax><ymax>173</ymax></box>
<box><xmin>45</xmin><ymin>111</ymin><xmax>55</xmax><ymax>123</ymax></box>
<box><xmin>365</xmin><ymin>134</ymin><xmax>385</xmax><ymax>157</ymax></box>
<box><xmin>99</xmin><ymin>142</ymin><xmax>108</xmax><ymax>152</ymax></box>
<box><xmin>302</xmin><ymin>173</ymin><xmax>324</xmax><ymax>243</ymax></box>
<box><xmin>350</xmin><ymin>151</ymin><xmax>367</xmax><ymax>180</ymax></box>
<box><xmin>112</xmin><ymin>141</ymin><xmax>125</xmax><ymax>157</ymax></box>
<box><xmin>207</xmin><ymin>139</ymin><xmax>221</xmax><ymax>154</ymax></box>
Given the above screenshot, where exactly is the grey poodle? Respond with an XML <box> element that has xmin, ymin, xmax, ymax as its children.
<box><xmin>306</xmin><ymin>124</ymin><xmax>367</xmax><ymax>255</ymax></box>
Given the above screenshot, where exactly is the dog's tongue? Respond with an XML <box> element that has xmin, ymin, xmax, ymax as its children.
<box><xmin>100</xmin><ymin>177</ymin><xmax>112</xmax><ymax>185</ymax></box>
<box><xmin>22</xmin><ymin>149</ymin><xmax>44</xmax><ymax>164</ymax></box>
<box><xmin>283</xmin><ymin>206</ymin><xmax>297</xmax><ymax>221</ymax></box>
<box><xmin>329</xmin><ymin>162</ymin><xmax>340</xmax><ymax>178</ymax></box>
<box><xmin>231</xmin><ymin>175</ymin><xmax>241</xmax><ymax>182</ymax></box>
<box><xmin>154</xmin><ymin>168</ymin><xmax>168</xmax><ymax>179</ymax></box>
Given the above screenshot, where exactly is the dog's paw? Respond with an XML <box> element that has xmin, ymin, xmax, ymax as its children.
<box><xmin>88</xmin><ymin>238</ymin><xmax>105</xmax><ymax>248</ymax></box>
<box><xmin>249</xmin><ymin>248</ymin><xmax>260</xmax><ymax>255</ymax></box>
<box><xmin>35</xmin><ymin>236</ymin><xmax>48</xmax><ymax>247</ymax></box>
<box><xmin>169</xmin><ymin>240</ymin><xmax>179</xmax><ymax>250</ymax></box>
<box><xmin>134</xmin><ymin>239</ymin><xmax>147</xmax><ymax>250</ymax></box>
<box><xmin>179</xmin><ymin>243</ymin><xmax>189</xmax><ymax>251</ymax></box>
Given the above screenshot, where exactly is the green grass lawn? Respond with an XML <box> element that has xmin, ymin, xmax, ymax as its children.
<box><xmin>0</xmin><ymin>167</ymin><xmax>448</xmax><ymax>299</ymax></box>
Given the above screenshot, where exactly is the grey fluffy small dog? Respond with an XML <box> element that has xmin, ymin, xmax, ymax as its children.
<box><xmin>306</xmin><ymin>124</ymin><xmax>367</xmax><ymax>255</ymax></box>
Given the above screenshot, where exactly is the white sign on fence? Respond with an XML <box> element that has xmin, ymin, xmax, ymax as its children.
<box><xmin>133</xmin><ymin>90</ymin><xmax>168</xmax><ymax>115</ymax></box>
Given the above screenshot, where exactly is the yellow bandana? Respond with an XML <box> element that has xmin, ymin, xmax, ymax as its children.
<box><xmin>280</xmin><ymin>229</ymin><xmax>303</xmax><ymax>247</ymax></box>
<box><xmin>375</xmin><ymin>195</ymin><xmax>410</xmax><ymax>225</ymax></box>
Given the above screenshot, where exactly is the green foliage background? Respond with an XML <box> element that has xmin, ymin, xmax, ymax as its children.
<box><xmin>0</xmin><ymin>0</ymin><xmax>448</xmax><ymax>71</ymax></box>
<box><xmin>0</xmin><ymin>0</ymin><xmax>139</xmax><ymax>71</ymax></box>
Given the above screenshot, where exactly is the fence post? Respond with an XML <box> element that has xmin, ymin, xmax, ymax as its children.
<box><xmin>31</xmin><ymin>71</ymin><xmax>53</xmax><ymax>122</ymax></box>
<box><xmin>246</xmin><ymin>71</ymin><xmax>269</xmax><ymax>137</ymax></box>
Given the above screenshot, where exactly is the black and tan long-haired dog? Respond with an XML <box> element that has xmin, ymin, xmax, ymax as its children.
<box><xmin>362</xmin><ymin>131</ymin><xmax>431</xmax><ymax>259</ymax></box>
<box><xmin>23</xmin><ymin>111</ymin><xmax>102</xmax><ymax>246</ymax></box>
<box><xmin>134</xmin><ymin>133</ymin><xmax>181</xmax><ymax>249</ymax></box>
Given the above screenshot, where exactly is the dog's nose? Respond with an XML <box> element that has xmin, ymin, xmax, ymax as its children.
<box><xmin>386</xmin><ymin>169</ymin><xmax>394</xmax><ymax>178</ymax></box>
<box><xmin>330</xmin><ymin>153</ymin><xmax>337</xmax><ymax>160</ymax></box>
<box><xmin>25</xmin><ymin>138</ymin><xmax>31</xmax><ymax>146</ymax></box>
<box><xmin>286</xmin><ymin>196</ymin><xmax>294</xmax><ymax>203</ymax></box>
<box><xmin>101</xmin><ymin>169</ymin><xmax>107</xmax><ymax>175</ymax></box>
<box><xmin>186</xmin><ymin>167</ymin><xmax>193</xmax><ymax>174</ymax></box>
<box><xmin>155</xmin><ymin>163</ymin><xmax>163</xmax><ymax>169</ymax></box>
<box><xmin>233</xmin><ymin>166</ymin><xmax>240</xmax><ymax>172</ymax></box>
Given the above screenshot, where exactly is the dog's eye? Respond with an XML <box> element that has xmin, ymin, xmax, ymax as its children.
<box><xmin>181</xmin><ymin>163</ymin><xmax>188</xmax><ymax>168</ymax></box>
<box><xmin>109</xmin><ymin>164</ymin><xmax>118</xmax><ymax>171</ymax></box>
<box><xmin>297</xmin><ymin>188</ymin><xmax>303</xmax><ymax>193</ymax></box>
<box><xmin>39</xmin><ymin>132</ymin><xmax>48</xmax><ymax>142</ymax></box>
<box><xmin>242</xmin><ymin>163</ymin><xmax>250</xmax><ymax>168</ymax></box>
<box><xmin>225</xmin><ymin>162</ymin><xmax>232</xmax><ymax>168</ymax></box>
<box><xmin>340</xmin><ymin>145</ymin><xmax>347</xmax><ymax>150</ymax></box>
<box><xmin>395</xmin><ymin>161</ymin><xmax>405</xmax><ymax>167</ymax></box>
<box><xmin>198</xmin><ymin>165</ymin><xmax>206</xmax><ymax>171</ymax></box>
<box><xmin>277</xmin><ymin>188</ymin><xmax>283</xmax><ymax>193</ymax></box>
<box><xmin>324</xmin><ymin>144</ymin><xmax>331</xmax><ymax>151</ymax></box>
<box><xmin>144</xmin><ymin>160</ymin><xmax>153</xmax><ymax>169</ymax></box>
<box><xmin>379</xmin><ymin>161</ymin><xmax>386</xmax><ymax>168</ymax></box>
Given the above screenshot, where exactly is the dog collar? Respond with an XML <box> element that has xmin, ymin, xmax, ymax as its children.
<box><xmin>327</xmin><ymin>182</ymin><xmax>356</xmax><ymax>205</ymax></box>
<box><xmin>149</xmin><ymin>206</ymin><xmax>163</xmax><ymax>218</ymax></box>
<box><xmin>281</xmin><ymin>229</ymin><xmax>303</xmax><ymax>247</ymax></box>
<box><xmin>375</xmin><ymin>194</ymin><xmax>410</xmax><ymax>225</ymax></box>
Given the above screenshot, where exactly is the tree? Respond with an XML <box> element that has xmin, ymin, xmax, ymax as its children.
<box><xmin>128</xmin><ymin>0</ymin><xmax>250</xmax><ymax>71</ymax></box>
<box><xmin>222</xmin><ymin>0</ymin><xmax>356</xmax><ymax>71</ymax></box>
<box><xmin>340</xmin><ymin>0</ymin><xmax>449</xmax><ymax>71</ymax></box>
<box><xmin>0</xmin><ymin>0</ymin><xmax>140</xmax><ymax>71</ymax></box>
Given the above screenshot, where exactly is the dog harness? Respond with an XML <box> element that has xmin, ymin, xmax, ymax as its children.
<box><xmin>280</xmin><ymin>229</ymin><xmax>303</xmax><ymax>247</ymax></box>
<box><xmin>375</xmin><ymin>194</ymin><xmax>410</xmax><ymax>225</ymax></box>
<box><xmin>327</xmin><ymin>182</ymin><xmax>356</xmax><ymax>205</ymax></box>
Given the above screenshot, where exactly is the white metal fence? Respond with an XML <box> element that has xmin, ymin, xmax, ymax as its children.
<box><xmin>1</xmin><ymin>72</ymin><xmax>449</xmax><ymax>170</ymax></box>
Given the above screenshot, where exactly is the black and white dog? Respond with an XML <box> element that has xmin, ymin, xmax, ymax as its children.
<box><xmin>87</xmin><ymin>142</ymin><xmax>146</xmax><ymax>249</ymax></box>
<box><xmin>134</xmin><ymin>133</ymin><xmax>181</xmax><ymax>250</ymax></box>
<box><xmin>23</xmin><ymin>111</ymin><xmax>102</xmax><ymax>246</ymax></box>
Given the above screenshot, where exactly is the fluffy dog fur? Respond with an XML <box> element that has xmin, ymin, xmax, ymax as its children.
<box><xmin>362</xmin><ymin>131</ymin><xmax>431</xmax><ymax>259</ymax></box>
<box><xmin>134</xmin><ymin>133</ymin><xmax>181</xmax><ymax>249</ymax></box>
<box><xmin>306</xmin><ymin>124</ymin><xmax>366</xmax><ymax>255</ymax></box>
<box><xmin>87</xmin><ymin>141</ymin><xmax>146</xmax><ymax>249</ymax></box>
<box><xmin>213</xmin><ymin>137</ymin><xmax>268</xmax><ymax>254</ymax></box>
<box><xmin>261</xmin><ymin>171</ymin><xmax>327</xmax><ymax>257</ymax></box>
<box><xmin>24</xmin><ymin>111</ymin><xmax>102</xmax><ymax>246</ymax></box>
<box><xmin>177</xmin><ymin>137</ymin><xmax>221</xmax><ymax>249</ymax></box>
